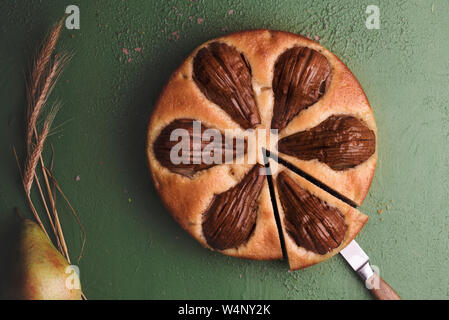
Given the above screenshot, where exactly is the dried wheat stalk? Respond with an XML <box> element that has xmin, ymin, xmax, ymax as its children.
<box><xmin>23</xmin><ymin>105</ymin><xmax>58</xmax><ymax>196</ymax></box>
<box><xmin>17</xmin><ymin>18</ymin><xmax>86</xmax><ymax>277</ymax></box>
<box><xmin>27</xmin><ymin>18</ymin><xmax>63</xmax><ymax>105</ymax></box>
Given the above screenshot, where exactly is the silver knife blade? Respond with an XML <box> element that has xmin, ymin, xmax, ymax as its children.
<box><xmin>340</xmin><ymin>240</ymin><xmax>374</xmax><ymax>281</ymax></box>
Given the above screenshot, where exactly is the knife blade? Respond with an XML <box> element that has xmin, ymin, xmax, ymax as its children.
<box><xmin>340</xmin><ymin>240</ymin><xmax>374</xmax><ymax>281</ymax></box>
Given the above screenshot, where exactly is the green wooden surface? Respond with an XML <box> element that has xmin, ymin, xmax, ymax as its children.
<box><xmin>0</xmin><ymin>0</ymin><xmax>448</xmax><ymax>299</ymax></box>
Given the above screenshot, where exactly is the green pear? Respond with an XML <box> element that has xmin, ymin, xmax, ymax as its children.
<box><xmin>10</xmin><ymin>219</ymin><xmax>82</xmax><ymax>300</ymax></box>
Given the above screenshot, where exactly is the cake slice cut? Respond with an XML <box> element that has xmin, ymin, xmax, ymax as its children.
<box><xmin>270</xmin><ymin>163</ymin><xmax>368</xmax><ymax>270</ymax></box>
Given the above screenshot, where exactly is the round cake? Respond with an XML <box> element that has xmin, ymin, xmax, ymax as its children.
<box><xmin>147</xmin><ymin>30</ymin><xmax>377</xmax><ymax>270</ymax></box>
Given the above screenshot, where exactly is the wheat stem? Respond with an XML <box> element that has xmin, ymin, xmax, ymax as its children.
<box><xmin>33</xmin><ymin>171</ymin><xmax>62</xmax><ymax>252</ymax></box>
<box><xmin>45</xmin><ymin>167</ymin><xmax>87</xmax><ymax>263</ymax></box>
<box><xmin>39</xmin><ymin>157</ymin><xmax>70</xmax><ymax>263</ymax></box>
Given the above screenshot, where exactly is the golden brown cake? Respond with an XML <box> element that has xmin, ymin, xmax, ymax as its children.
<box><xmin>147</xmin><ymin>30</ymin><xmax>377</xmax><ymax>268</ymax></box>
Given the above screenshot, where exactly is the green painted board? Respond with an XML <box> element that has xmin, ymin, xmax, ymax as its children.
<box><xmin>0</xmin><ymin>0</ymin><xmax>448</xmax><ymax>299</ymax></box>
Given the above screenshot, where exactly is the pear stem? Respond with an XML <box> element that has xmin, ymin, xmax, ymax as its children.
<box><xmin>25</xmin><ymin>194</ymin><xmax>49</xmax><ymax>239</ymax></box>
<box><xmin>14</xmin><ymin>207</ymin><xmax>24</xmax><ymax>220</ymax></box>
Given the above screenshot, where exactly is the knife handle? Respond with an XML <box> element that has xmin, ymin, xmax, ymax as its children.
<box><xmin>366</xmin><ymin>273</ymin><xmax>401</xmax><ymax>300</ymax></box>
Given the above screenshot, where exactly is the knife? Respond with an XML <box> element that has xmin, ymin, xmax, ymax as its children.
<box><xmin>340</xmin><ymin>240</ymin><xmax>401</xmax><ymax>300</ymax></box>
